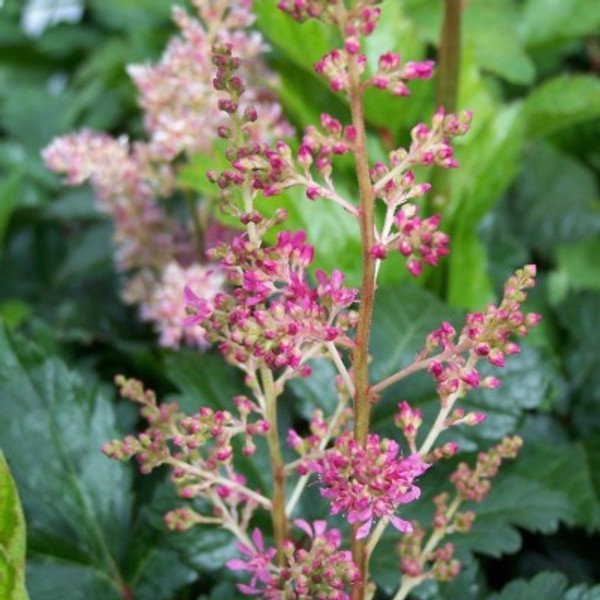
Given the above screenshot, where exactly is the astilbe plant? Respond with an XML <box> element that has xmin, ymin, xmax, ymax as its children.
<box><xmin>47</xmin><ymin>1</ymin><xmax>542</xmax><ymax>599</ymax></box>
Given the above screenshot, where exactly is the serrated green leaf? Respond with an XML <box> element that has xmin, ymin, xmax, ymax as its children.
<box><xmin>525</xmin><ymin>75</ymin><xmax>600</xmax><ymax>137</ymax></box>
<box><xmin>456</xmin><ymin>475</ymin><xmax>571</xmax><ymax>558</ymax></box>
<box><xmin>0</xmin><ymin>451</ymin><xmax>29</xmax><ymax>600</ymax></box>
<box><xmin>0</xmin><ymin>328</ymin><xmax>207</xmax><ymax>599</ymax></box>
<box><xmin>506</xmin><ymin>144</ymin><xmax>600</xmax><ymax>257</ymax></box>
<box><xmin>566</xmin><ymin>582</ymin><xmax>600</xmax><ymax>600</ymax></box>
<box><xmin>512</xmin><ymin>441</ymin><xmax>600</xmax><ymax>531</ymax></box>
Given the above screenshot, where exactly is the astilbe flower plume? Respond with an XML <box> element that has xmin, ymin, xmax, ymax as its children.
<box><xmin>310</xmin><ymin>431</ymin><xmax>429</xmax><ymax>539</ymax></box>
<box><xmin>226</xmin><ymin>520</ymin><xmax>359</xmax><ymax>598</ymax></box>
<box><xmin>422</xmin><ymin>265</ymin><xmax>541</xmax><ymax>404</ymax></box>
<box><xmin>42</xmin><ymin>0</ymin><xmax>290</xmax><ymax>349</ymax></box>
<box><xmin>185</xmin><ymin>228</ymin><xmax>358</xmax><ymax>372</ymax></box>
<box><xmin>102</xmin><ymin>376</ymin><xmax>271</xmax><ymax>533</ymax></box>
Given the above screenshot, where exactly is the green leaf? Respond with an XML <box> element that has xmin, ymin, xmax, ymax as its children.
<box><xmin>56</xmin><ymin>222</ymin><xmax>113</xmax><ymax>283</ymax></box>
<box><xmin>448</xmin><ymin>102</ymin><xmax>525</xmax><ymax>309</ymax></box>
<box><xmin>524</xmin><ymin>75</ymin><xmax>600</xmax><ymax>138</ymax></box>
<box><xmin>463</xmin><ymin>2</ymin><xmax>535</xmax><ymax>85</ymax></box>
<box><xmin>163</xmin><ymin>348</ymin><xmax>247</xmax><ymax>414</ymax></box>
<box><xmin>88</xmin><ymin>0</ymin><xmax>172</xmax><ymax>31</ymax></box>
<box><xmin>512</xmin><ymin>441</ymin><xmax>600</xmax><ymax>531</ymax></box>
<box><xmin>552</xmin><ymin>238</ymin><xmax>600</xmax><ymax>296</ymax></box>
<box><xmin>287</xmin><ymin>358</ymin><xmax>339</xmax><ymax>419</ymax></box>
<box><xmin>566</xmin><ymin>583</ymin><xmax>600</xmax><ymax>600</ymax></box>
<box><xmin>0</xmin><ymin>451</ymin><xmax>29</xmax><ymax>600</ymax></box>
<box><xmin>0</xmin><ymin>328</ymin><xmax>205</xmax><ymax>599</ymax></box>
<box><xmin>488</xmin><ymin>572</ymin><xmax>568</xmax><ymax>600</ymax></box>
<box><xmin>1</xmin><ymin>87</ymin><xmax>76</xmax><ymax>152</ymax></box>
<box><xmin>0</xmin><ymin>171</ymin><xmax>23</xmax><ymax>252</ymax></box>
<box><xmin>493</xmin><ymin>574</ymin><xmax>600</xmax><ymax>600</ymax></box>
<box><xmin>0</xmin><ymin>326</ymin><xmax>132</xmax><ymax>599</ymax></box>
<box><xmin>456</xmin><ymin>475</ymin><xmax>571</xmax><ymax>557</ymax></box>
<box><xmin>254</xmin><ymin>0</ymin><xmax>334</xmax><ymax>75</ymax></box>
<box><xmin>0</xmin><ymin>300</ymin><xmax>33</xmax><ymax>330</ymax></box>
<box><xmin>505</xmin><ymin>144</ymin><xmax>600</xmax><ymax>257</ymax></box>
<box><xmin>520</xmin><ymin>0</ymin><xmax>600</xmax><ymax>49</ymax></box>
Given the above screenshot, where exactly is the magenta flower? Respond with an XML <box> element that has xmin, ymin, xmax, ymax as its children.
<box><xmin>227</xmin><ymin>528</ymin><xmax>279</xmax><ymax>596</ymax></box>
<box><xmin>311</xmin><ymin>432</ymin><xmax>429</xmax><ymax>539</ymax></box>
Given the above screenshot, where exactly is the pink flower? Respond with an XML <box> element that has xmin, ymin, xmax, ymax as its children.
<box><xmin>311</xmin><ymin>432</ymin><xmax>429</xmax><ymax>539</ymax></box>
<box><xmin>227</xmin><ymin>528</ymin><xmax>279</xmax><ymax>596</ymax></box>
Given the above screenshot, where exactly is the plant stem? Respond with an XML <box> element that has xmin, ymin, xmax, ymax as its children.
<box><xmin>285</xmin><ymin>392</ymin><xmax>349</xmax><ymax>517</ymax></box>
<box><xmin>260</xmin><ymin>363</ymin><xmax>288</xmax><ymax>563</ymax></box>
<box><xmin>418</xmin><ymin>353</ymin><xmax>476</xmax><ymax>457</ymax></box>
<box><xmin>392</xmin><ymin>496</ymin><xmax>462</xmax><ymax>600</ymax></box>
<box><xmin>371</xmin><ymin>341</ymin><xmax>472</xmax><ymax>395</ymax></box>
<box><xmin>347</xmin><ymin>48</ymin><xmax>377</xmax><ymax>600</ymax></box>
<box><xmin>437</xmin><ymin>0</ymin><xmax>462</xmax><ymax>116</ymax></box>
<box><xmin>427</xmin><ymin>0</ymin><xmax>462</xmax><ymax>219</ymax></box>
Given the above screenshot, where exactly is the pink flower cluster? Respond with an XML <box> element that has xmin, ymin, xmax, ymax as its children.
<box><xmin>423</xmin><ymin>265</ymin><xmax>541</xmax><ymax>403</ymax></box>
<box><xmin>185</xmin><ymin>229</ymin><xmax>358</xmax><ymax>371</ymax></box>
<box><xmin>227</xmin><ymin>520</ymin><xmax>359</xmax><ymax>598</ymax></box>
<box><xmin>140</xmin><ymin>261</ymin><xmax>224</xmax><ymax>348</ymax></box>
<box><xmin>43</xmin><ymin>1</ymin><xmax>291</xmax><ymax>349</ymax></box>
<box><xmin>42</xmin><ymin>131</ymin><xmax>177</xmax><ymax>275</ymax></box>
<box><xmin>310</xmin><ymin>431</ymin><xmax>429</xmax><ymax>539</ymax></box>
<box><xmin>102</xmin><ymin>377</ymin><xmax>270</xmax><ymax>519</ymax></box>
<box><xmin>128</xmin><ymin>2</ymin><xmax>290</xmax><ymax>161</ymax></box>
<box><xmin>450</xmin><ymin>436</ymin><xmax>523</xmax><ymax>502</ymax></box>
<box><xmin>371</xmin><ymin>108</ymin><xmax>472</xmax><ymax>276</ymax></box>
<box><xmin>370</xmin><ymin>51</ymin><xmax>434</xmax><ymax>97</ymax></box>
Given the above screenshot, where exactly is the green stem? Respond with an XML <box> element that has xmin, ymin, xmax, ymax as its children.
<box><xmin>347</xmin><ymin>49</ymin><xmax>377</xmax><ymax>600</ymax></box>
<box><xmin>184</xmin><ymin>190</ymin><xmax>206</xmax><ymax>258</ymax></box>
<box><xmin>260</xmin><ymin>363</ymin><xmax>288</xmax><ymax>563</ymax></box>
<box><xmin>437</xmin><ymin>0</ymin><xmax>462</xmax><ymax>116</ymax></box>
<box><xmin>427</xmin><ymin>0</ymin><xmax>462</xmax><ymax>219</ymax></box>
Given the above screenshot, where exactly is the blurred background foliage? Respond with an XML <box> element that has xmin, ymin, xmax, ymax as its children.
<box><xmin>0</xmin><ymin>0</ymin><xmax>599</xmax><ymax>599</ymax></box>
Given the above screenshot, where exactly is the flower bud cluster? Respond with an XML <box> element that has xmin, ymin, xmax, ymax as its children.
<box><xmin>277</xmin><ymin>0</ymin><xmax>381</xmax><ymax>36</ymax></box>
<box><xmin>450</xmin><ymin>436</ymin><xmax>523</xmax><ymax>503</ymax></box>
<box><xmin>130</xmin><ymin>2</ymin><xmax>290</xmax><ymax>161</ymax></box>
<box><xmin>370</xmin><ymin>51</ymin><xmax>434</xmax><ymax>97</ymax></box>
<box><xmin>397</xmin><ymin>436</ymin><xmax>521</xmax><ymax>586</ymax></box>
<box><xmin>102</xmin><ymin>377</ymin><xmax>270</xmax><ymax>516</ymax></box>
<box><xmin>217</xmin><ymin>113</ymin><xmax>358</xmax><ymax>215</ymax></box>
<box><xmin>371</xmin><ymin>108</ymin><xmax>472</xmax><ymax>276</ymax></box>
<box><xmin>393</xmin><ymin>208</ymin><xmax>450</xmax><ymax>276</ymax></box>
<box><xmin>398</xmin><ymin>521</ymin><xmax>461</xmax><ymax>582</ymax></box>
<box><xmin>226</xmin><ymin>521</ymin><xmax>360</xmax><ymax>598</ymax></box>
<box><xmin>185</xmin><ymin>229</ymin><xmax>358</xmax><ymax>372</ymax></box>
<box><xmin>394</xmin><ymin>401</ymin><xmax>423</xmax><ymax>452</ymax></box>
<box><xmin>314</xmin><ymin>48</ymin><xmax>367</xmax><ymax>92</ymax></box>
<box><xmin>310</xmin><ymin>431</ymin><xmax>429</xmax><ymax>539</ymax></box>
<box><xmin>422</xmin><ymin>265</ymin><xmax>540</xmax><ymax>403</ymax></box>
